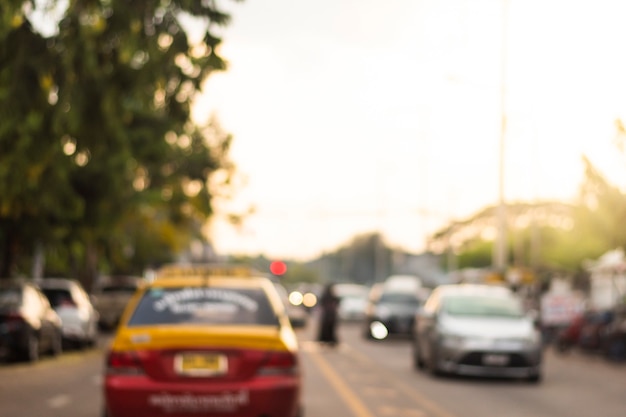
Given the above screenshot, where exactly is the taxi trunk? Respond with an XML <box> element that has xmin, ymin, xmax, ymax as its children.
<box><xmin>104</xmin><ymin>326</ymin><xmax>301</xmax><ymax>417</ymax></box>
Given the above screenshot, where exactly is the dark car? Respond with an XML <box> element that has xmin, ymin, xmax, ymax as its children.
<box><xmin>363</xmin><ymin>285</ymin><xmax>424</xmax><ymax>340</ymax></box>
<box><xmin>0</xmin><ymin>280</ymin><xmax>63</xmax><ymax>362</ymax></box>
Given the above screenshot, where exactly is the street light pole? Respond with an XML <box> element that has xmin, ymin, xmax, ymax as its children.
<box><xmin>494</xmin><ymin>0</ymin><xmax>509</xmax><ymax>273</ymax></box>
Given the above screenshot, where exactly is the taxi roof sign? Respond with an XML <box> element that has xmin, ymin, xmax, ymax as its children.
<box><xmin>157</xmin><ymin>263</ymin><xmax>260</xmax><ymax>279</ymax></box>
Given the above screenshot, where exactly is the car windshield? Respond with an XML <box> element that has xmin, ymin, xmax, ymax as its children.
<box><xmin>127</xmin><ymin>286</ymin><xmax>279</xmax><ymax>327</ymax></box>
<box><xmin>342</xmin><ymin>294</ymin><xmax>366</xmax><ymax>301</ymax></box>
<box><xmin>442</xmin><ymin>295</ymin><xmax>524</xmax><ymax>318</ymax></box>
<box><xmin>378</xmin><ymin>292</ymin><xmax>420</xmax><ymax>306</ymax></box>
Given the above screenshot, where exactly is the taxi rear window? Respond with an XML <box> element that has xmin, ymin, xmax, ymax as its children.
<box><xmin>127</xmin><ymin>287</ymin><xmax>279</xmax><ymax>327</ymax></box>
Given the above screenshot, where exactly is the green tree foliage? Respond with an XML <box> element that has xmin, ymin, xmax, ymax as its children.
<box><xmin>575</xmin><ymin>156</ymin><xmax>626</xmax><ymax>252</ymax></box>
<box><xmin>0</xmin><ymin>0</ymin><xmax>241</xmax><ymax>283</ymax></box>
<box><xmin>279</xmin><ymin>262</ymin><xmax>319</xmax><ymax>285</ymax></box>
<box><xmin>448</xmin><ymin>156</ymin><xmax>626</xmax><ymax>276</ymax></box>
<box><xmin>455</xmin><ymin>240</ymin><xmax>493</xmax><ymax>269</ymax></box>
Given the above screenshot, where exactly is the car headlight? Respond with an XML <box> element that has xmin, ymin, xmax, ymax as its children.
<box><xmin>504</xmin><ymin>331</ymin><xmax>541</xmax><ymax>350</ymax></box>
<box><xmin>524</xmin><ymin>331</ymin><xmax>542</xmax><ymax>349</ymax></box>
<box><xmin>441</xmin><ymin>333</ymin><xmax>466</xmax><ymax>348</ymax></box>
<box><xmin>370</xmin><ymin>321</ymin><xmax>389</xmax><ymax>340</ymax></box>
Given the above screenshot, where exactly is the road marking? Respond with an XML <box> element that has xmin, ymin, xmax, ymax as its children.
<box><xmin>345</xmin><ymin>371</ymin><xmax>380</xmax><ymax>383</ymax></box>
<box><xmin>47</xmin><ymin>394</ymin><xmax>71</xmax><ymax>408</ymax></box>
<box><xmin>306</xmin><ymin>347</ymin><xmax>376</xmax><ymax>417</ymax></box>
<box><xmin>300</xmin><ymin>341</ymin><xmax>322</xmax><ymax>352</ymax></box>
<box><xmin>341</xmin><ymin>344</ymin><xmax>458</xmax><ymax>417</ymax></box>
<box><xmin>379</xmin><ymin>406</ymin><xmax>427</xmax><ymax>416</ymax></box>
<box><xmin>363</xmin><ymin>386</ymin><xmax>399</xmax><ymax>398</ymax></box>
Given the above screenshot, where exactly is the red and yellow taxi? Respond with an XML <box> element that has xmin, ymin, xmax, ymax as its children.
<box><xmin>102</xmin><ymin>264</ymin><xmax>302</xmax><ymax>417</ymax></box>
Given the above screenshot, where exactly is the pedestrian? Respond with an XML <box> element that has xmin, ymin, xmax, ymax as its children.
<box><xmin>317</xmin><ymin>283</ymin><xmax>340</xmax><ymax>346</ymax></box>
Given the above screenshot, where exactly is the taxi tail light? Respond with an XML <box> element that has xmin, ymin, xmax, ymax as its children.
<box><xmin>106</xmin><ymin>351</ymin><xmax>145</xmax><ymax>375</ymax></box>
<box><xmin>2</xmin><ymin>312</ymin><xmax>25</xmax><ymax>330</ymax></box>
<box><xmin>257</xmin><ymin>351</ymin><xmax>299</xmax><ymax>376</ymax></box>
<box><xmin>59</xmin><ymin>298</ymin><xmax>77</xmax><ymax>308</ymax></box>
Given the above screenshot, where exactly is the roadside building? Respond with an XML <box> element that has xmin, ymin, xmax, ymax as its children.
<box><xmin>585</xmin><ymin>248</ymin><xmax>626</xmax><ymax>310</ymax></box>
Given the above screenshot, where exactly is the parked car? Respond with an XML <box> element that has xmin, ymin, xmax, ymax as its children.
<box><xmin>0</xmin><ymin>280</ymin><xmax>63</xmax><ymax>362</ymax></box>
<box><xmin>601</xmin><ymin>306</ymin><xmax>626</xmax><ymax>361</ymax></box>
<box><xmin>273</xmin><ymin>281</ymin><xmax>308</xmax><ymax>328</ymax></box>
<box><xmin>103</xmin><ymin>263</ymin><xmax>302</xmax><ymax>417</ymax></box>
<box><xmin>92</xmin><ymin>275</ymin><xmax>143</xmax><ymax>330</ymax></box>
<box><xmin>412</xmin><ymin>283</ymin><xmax>542</xmax><ymax>383</ymax></box>
<box><xmin>36</xmin><ymin>278</ymin><xmax>99</xmax><ymax>349</ymax></box>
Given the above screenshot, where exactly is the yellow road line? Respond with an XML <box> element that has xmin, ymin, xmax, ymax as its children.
<box><xmin>387</xmin><ymin>376</ymin><xmax>457</xmax><ymax>417</ymax></box>
<box><xmin>342</xmin><ymin>345</ymin><xmax>457</xmax><ymax>417</ymax></box>
<box><xmin>306</xmin><ymin>347</ymin><xmax>376</xmax><ymax>417</ymax></box>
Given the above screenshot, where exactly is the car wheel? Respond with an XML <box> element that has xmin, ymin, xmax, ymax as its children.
<box><xmin>363</xmin><ymin>324</ymin><xmax>373</xmax><ymax>340</ymax></box>
<box><xmin>412</xmin><ymin>338</ymin><xmax>424</xmax><ymax>370</ymax></box>
<box><xmin>87</xmin><ymin>322</ymin><xmax>99</xmax><ymax>347</ymax></box>
<box><xmin>25</xmin><ymin>332</ymin><xmax>40</xmax><ymax>362</ymax></box>
<box><xmin>50</xmin><ymin>331</ymin><xmax>63</xmax><ymax>357</ymax></box>
<box><xmin>527</xmin><ymin>371</ymin><xmax>542</xmax><ymax>384</ymax></box>
<box><xmin>86</xmin><ymin>336</ymin><xmax>97</xmax><ymax>348</ymax></box>
<box><xmin>427</xmin><ymin>346</ymin><xmax>441</xmax><ymax>377</ymax></box>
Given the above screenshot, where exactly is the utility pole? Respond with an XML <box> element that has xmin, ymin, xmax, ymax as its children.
<box><xmin>494</xmin><ymin>0</ymin><xmax>509</xmax><ymax>273</ymax></box>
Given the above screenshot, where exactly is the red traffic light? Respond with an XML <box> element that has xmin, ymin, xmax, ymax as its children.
<box><xmin>270</xmin><ymin>261</ymin><xmax>287</xmax><ymax>276</ymax></box>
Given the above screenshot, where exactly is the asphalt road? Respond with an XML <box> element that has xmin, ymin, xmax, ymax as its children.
<box><xmin>2</xmin><ymin>314</ymin><xmax>626</xmax><ymax>417</ymax></box>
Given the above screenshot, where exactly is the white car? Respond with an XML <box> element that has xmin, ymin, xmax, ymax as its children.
<box><xmin>37</xmin><ymin>278</ymin><xmax>99</xmax><ymax>349</ymax></box>
<box><xmin>334</xmin><ymin>283</ymin><xmax>370</xmax><ymax>322</ymax></box>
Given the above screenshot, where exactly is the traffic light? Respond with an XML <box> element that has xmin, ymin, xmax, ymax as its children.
<box><xmin>269</xmin><ymin>260</ymin><xmax>287</xmax><ymax>276</ymax></box>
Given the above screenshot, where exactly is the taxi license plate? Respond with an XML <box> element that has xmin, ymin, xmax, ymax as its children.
<box><xmin>175</xmin><ymin>353</ymin><xmax>227</xmax><ymax>376</ymax></box>
<box><xmin>482</xmin><ymin>354</ymin><xmax>509</xmax><ymax>366</ymax></box>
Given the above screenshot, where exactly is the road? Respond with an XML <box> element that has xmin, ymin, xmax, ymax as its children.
<box><xmin>1</xmin><ymin>316</ymin><xmax>626</xmax><ymax>417</ymax></box>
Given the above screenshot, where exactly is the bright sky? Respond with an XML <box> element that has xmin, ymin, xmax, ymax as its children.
<box><xmin>192</xmin><ymin>0</ymin><xmax>626</xmax><ymax>261</ymax></box>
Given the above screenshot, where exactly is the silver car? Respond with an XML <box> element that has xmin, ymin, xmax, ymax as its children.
<box><xmin>412</xmin><ymin>283</ymin><xmax>542</xmax><ymax>383</ymax></box>
<box><xmin>91</xmin><ymin>275</ymin><xmax>142</xmax><ymax>330</ymax></box>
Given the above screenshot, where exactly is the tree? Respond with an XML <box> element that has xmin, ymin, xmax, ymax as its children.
<box><xmin>0</xmin><ymin>12</ymin><xmax>83</xmax><ymax>277</ymax></box>
<box><xmin>575</xmin><ymin>155</ymin><xmax>626</xmax><ymax>252</ymax></box>
<box><xmin>0</xmin><ymin>0</ymin><xmax>242</xmax><ymax>284</ymax></box>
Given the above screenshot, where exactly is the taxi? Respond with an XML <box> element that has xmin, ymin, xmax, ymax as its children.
<box><xmin>102</xmin><ymin>264</ymin><xmax>302</xmax><ymax>417</ymax></box>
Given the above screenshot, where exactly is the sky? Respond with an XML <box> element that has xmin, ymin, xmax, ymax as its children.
<box><xmin>191</xmin><ymin>0</ymin><xmax>626</xmax><ymax>261</ymax></box>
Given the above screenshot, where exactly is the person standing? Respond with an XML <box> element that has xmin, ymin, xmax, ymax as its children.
<box><xmin>317</xmin><ymin>283</ymin><xmax>340</xmax><ymax>346</ymax></box>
